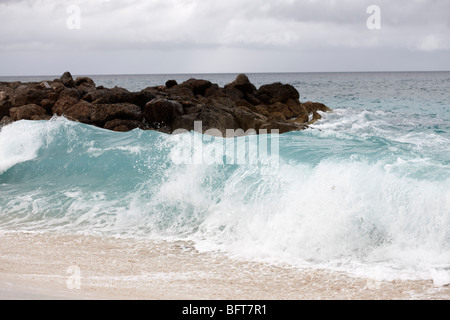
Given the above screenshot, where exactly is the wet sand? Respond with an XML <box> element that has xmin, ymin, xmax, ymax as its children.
<box><xmin>0</xmin><ymin>232</ymin><xmax>448</xmax><ymax>300</ymax></box>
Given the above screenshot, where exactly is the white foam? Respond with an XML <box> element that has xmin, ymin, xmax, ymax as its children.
<box><xmin>0</xmin><ymin>121</ymin><xmax>44</xmax><ymax>174</ymax></box>
<box><xmin>431</xmin><ymin>269</ymin><xmax>450</xmax><ymax>287</ymax></box>
<box><xmin>189</xmin><ymin>158</ymin><xmax>450</xmax><ymax>280</ymax></box>
<box><xmin>0</xmin><ymin>117</ymin><xmax>72</xmax><ymax>174</ymax></box>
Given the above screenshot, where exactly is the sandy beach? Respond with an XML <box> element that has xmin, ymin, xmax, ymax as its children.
<box><xmin>0</xmin><ymin>232</ymin><xmax>448</xmax><ymax>300</ymax></box>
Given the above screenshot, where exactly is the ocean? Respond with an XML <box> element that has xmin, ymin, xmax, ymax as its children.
<box><xmin>0</xmin><ymin>72</ymin><xmax>449</xmax><ymax>291</ymax></box>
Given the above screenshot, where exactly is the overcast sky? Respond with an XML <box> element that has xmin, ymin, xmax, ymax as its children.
<box><xmin>0</xmin><ymin>0</ymin><xmax>449</xmax><ymax>76</ymax></box>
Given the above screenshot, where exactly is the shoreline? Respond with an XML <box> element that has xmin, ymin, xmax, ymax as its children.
<box><xmin>0</xmin><ymin>232</ymin><xmax>448</xmax><ymax>300</ymax></box>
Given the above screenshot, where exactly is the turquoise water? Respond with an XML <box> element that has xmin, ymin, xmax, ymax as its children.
<box><xmin>0</xmin><ymin>72</ymin><xmax>449</xmax><ymax>281</ymax></box>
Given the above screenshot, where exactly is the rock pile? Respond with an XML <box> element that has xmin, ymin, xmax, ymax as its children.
<box><xmin>0</xmin><ymin>72</ymin><xmax>331</xmax><ymax>135</ymax></box>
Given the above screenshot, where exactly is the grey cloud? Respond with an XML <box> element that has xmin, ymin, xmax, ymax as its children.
<box><xmin>1</xmin><ymin>0</ymin><xmax>449</xmax><ymax>50</ymax></box>
<box><xmin>0</xmin><ymin>0</ymin><xmax>449</xmax><ymax>75</ymax></box>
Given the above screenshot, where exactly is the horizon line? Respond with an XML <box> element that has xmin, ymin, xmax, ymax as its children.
<box><xmin>1</xmin><ymin>70</ymin><xmax>450</xmax><ymax>78</ymax></box>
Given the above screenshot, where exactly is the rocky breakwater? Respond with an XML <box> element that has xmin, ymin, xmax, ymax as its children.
<box><xmin>0</xmin><ymin>72</ymin><xmax>331</xmax><ymax>135</ymax></box>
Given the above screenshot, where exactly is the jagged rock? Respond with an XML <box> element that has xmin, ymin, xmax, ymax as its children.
<box><xmin>302</xmin><ymin>101</ymin><xmax>332</xmax><ymax>123</ymax></box>
<box><xmin>223</xmin><ymin>86</ymin><xmax>244</xmax><ymax>101</ymax></box>
<box><xmin>166</xmin><ymin>85</ymin><xmax>195</xmax><ymax>101</ymax></box>
<box><xmin>40</xmin><ymin>81</ymin><xmax>52</xmax><ymax>89</ymax></box>
<box><xmin>244</xmin><ymin>93</ymin><xmax>263</xmax><ymax>106</ymax></box>
<box><xmin>256</xmin><ymin>82</ymin><xmax>300</xmax><ymax>104</ymax></box>
<box><xmin>225</xmin><ymin>74</ymin><xmax>256</xmax><ymax>95</ymax></box>
<box><xmin>144</xmin><ymin>98</ymin><xmax>183</xmax><ymax>128</ymax></box>
<box><xmin>204</xmin><ymin>84</ymin><xmax>227</xmax><ymax>98</ymax></box>
<box><xmin>63</xmin><ymin>100</ymin><xmax>95</xmax><ymax>123</ymax></box>
<box><xmin>0</xmin><ymin>116</ymin><xmax>13</xmax><ymax>128</ymax></box>
<box><xmin>165</xmin><ymin>80</ymin><xmax>178</xmax><ymax>88</ymax></box>
<box><xmin>104</xmin><ymin>119</ymin><xmax>148</xmax><ymax>132</ymax></box>
<box><xmin>9</xmin><ymin>104</ymin><xmax>50</xmax><ymax>121</ymax></box>
<box><xmin>85</xmin><ymin>86</ymin><xmax>130</xmax><ymax>104</ymax></box>
<box><xmin>264</xmin><ymin>102</ymin><xmax>295</xmax><ymax>119</ymax></box>
<box><xmin>12</xmin><ymin>83</ymin><xmax>50</xmax><ymax>107</ymax></box>
<box><xmin>82</xmin><ymin>86</ymin><xmax>155</xmax><ymax>107</ymax></box>
<box><xmin>91</xmin><ymin>103</ymin><xmax>143</xmax><ymax>127</ymax></box>
<box><xmin>286</xmin><ymin>99</ymin><xmax>308</xmax><ymax>123</ymax></box>
<box><xmin>183</xmin><ymin>104</ymin><xmax>203</xmax><ymax>115</ymax></box>
<box><xmin>268</xmin><ymin>112</ymin><xmax>287</xmax><ymax>122</ymax></box>
<box><xmin>60</xmin><ymin>87</ymin><xmax>83</xmax><ymax>100</ymax></box>
<box><xmin>180</xmin><ymin>79</ymin><xmax>212</xmax><ymax>96</ymax></box>
<box><xmin>46</xmin><ymin>81</ymin><xmax>66</xmax><ymax>101</ymax></box>
<box><xmin>52</xmin><ymin>89</ymin><xmax>82</xmax><ymax>115</ymax></box>
<box><xmin>260</xmin><ymin>121</ymin><xmax>307</xmax><ymax>134</ymax></box>
<box><xmin>206</xmin><ymin>96</ymin><xmax>236</xmax><ymax>112</ymax></box>
<box><xmin>40</xmin><ymin>99</ymin><xmax>56</xmax><ymax>114</ymax></box>
<box><xmin>75</xmin><ymin>77</ymin><xmax>96</xmax><ymax>88</ymax></box>
<box><xmin>233</xmin><ymin>105</ymin><xmax>268</xmax><ymax>132</ymax></box>
<box><xmin>130</xmin><ymin>90</ymin><xmax>157</xmax><ymax>108</ymax></box>
<box><xmin>172</xmin><ymin>105</ymin><xmax>238</xmax><ymax>136</ymax></box>
<box><xmin>302</xmin><ymin>101</ymin><xmax>332</xmax><ymax>113</ymax></box>
<box><xmin>0</xmin><ymin>100</ymin><xmax>13</xmax><ymax>118</ymax></box>
<box><xmin>53</xmin><ymin>96</ymin><xmax>80</xmax><ymax>115</ymax></box>
<box><xmin>0</xmin><ymin>89</ymin><xmax>12</xmax><ymax>102</ymax></box>
<box><xmin>0</xmin><ymin>81</ymin><xmax>21</xmax><ymax>91</ymax></box>
<box><xmin>63</xmin><ymin>101</ymin><xmax>142</xmax><ymax>127</ymax></box>
<box><xmin>60</xmin><ymin>72</ymin><xmax>76</xmax><ymax>88</ymax></box>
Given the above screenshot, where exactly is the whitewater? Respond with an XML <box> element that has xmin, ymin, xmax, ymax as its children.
<box><xmin>0</xmin><ymin>72</ymin><xmax>449</xmax><ymax>292</ymax></box>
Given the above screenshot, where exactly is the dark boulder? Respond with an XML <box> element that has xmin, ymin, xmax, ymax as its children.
<box><xmin>223</xmin><ymin>86</ymin><xmax>244</xmax><ymax>101</ymax></box>
<box><xmin>166</xmin><ymin>85</ymin><xmax>194</xmax><ymax>101</ymax></box>
<box><xmin>144</xmin><ymin>98</ymin><xmax>183</xmax><ymax>128</ymax></box>
<box><xmin>46</xmin><ymin>81</ymin><xmax>66</xmax><ymax>101</ymax></box>
<box><xmin>53</xmin><ymin>96</ymin><xmax>80</xmax><ymax>115</ymax></box>
<box><xmin>12</xmin><ymin>83</ymin><xmax>50</xmax><ymax>107</ymax></box>
<box><xmin>0</xmin><ymin>116</ymin><xmax>13</xmax><ymax>128</ymax></box>
<box><xmin>268</xmin><ymin>112</ymin><xmax>287</xmax><ymax>122</ymax></box>
<box><xmin>260</xmin><ymin>120</ymin><xmax>307</xmax><ymax>134</ymax></box>
<box><xmin>225</xmin><ymin>74</ymin><xmax>257</xmax><ymax>95</ymax></box>
<box><xmin>233</xmin><ymin>105</ymin><xmax>268</xmax><ymax>132</ymax></box>
<box><xmin>183</xmin><ymin>104</ymin><xmax>203</xmax><ymax>115</ymax></box>
<box><xmin>244</xmin><ymin>93</ymin><xmax>263</xmax><ymax>106</ymax></box>
<box><xmin>302</xmin><ymin>101</ymin><xmax>332</xmax><ymax>114</ymax></box>
<box><xmin>286</xmin><ymin>99</ymin><xmax>308</xmax><ymax>123</ymax></box>
<box><xmin>52</xmin><ymin>88</ymin><xmax>82</xmax><ymax>115</ymax></box>
<box><xmin>86</xmin><ymin>86</ymin><xmax>130</xmax><ymax>104</ymax></box>
<box><xmin>172</xmin><ymin>105</ymin><xmax>238</xmax><ymax>136</ymax></box>
<box><xmin>0</xmin><ymin>100</ymin><xmax>13</xmax><ymax>118</ymax></box>
<box><xmin>204</xmin><ymin>83</ymin><xmax>227</xmax><ymax>98</ymax></box>
<box><xmin>129</xmin><ymin>90</ymin><xmax>157</xmax><ymax>107</ymax></box>
<box><xmin>104</xmin><ymin>119</ymin><xmax>147</xmax><ymax>132</ymax></box>
<box><xmin>179</xmin><ymin>79</ymin><xmax>212</xmax><ymax>96</ymax></box>
<box><xmin>60</xmin><ymin>87</ymin><xmax>83</xmax><ymax>100</ymax></box>
<box><xmin>302</xmin><ymin>101</ymin><xmax>332</xmax><ymax>123</ymax></box>
<box><xmin>165</xmin><ymin>80</ymin><xmax>178</xmax><ymax>88</ymax></box>
<box><xmin>0</xmin><ymin>87</ymin><xmax>13</xmax><ymax>102</ymax></box>
<box><xmin>9</xmin><ymin>104</ymin><xmax>50</xmax><ymax>121</ymax></box>
<box><xmin>91</xmin><ymin>103</ymin><xmax>143</xmax><ymax>127</ymax></box>
<box><xmin>264</xmin><ymin>102</ymin><xmax>295</xmax><ymax>119</ymax></box>
<box><xmin>84</xmin><ymin>86</ymin><xmax>155</xmax><ymax>107</ymax></box>
<box><xmin>60</xmin><ymin>72</ymin><xmax>76</xmax><ymax>88</ymax></box>
<box><xmin>206</xmin><ymin>96</ymin><xmax>236</xmax><ymax>112</ymax></box>
<box><xmin>63</xmin><ymin>100</ymin><xmax>95</xmax><ymax>124</ymax></box>
<box><xmin>63</xmin><ymin>101</ymin><xmax>143</xmax><ymax>127</ymax></box>
<box><xmin>40</xmin><ymin>99</ymin><xmax>56</xmax><ymax>114</ymax></box>
<box><xmin>256</xmin><ymin>82</ymin><xmax>300</xmax><ymax>104</ymax></box>
<box><xmin>75</xmin><ymin>77</ymin><xmax>96</xmax><ymax>88</ymax></box>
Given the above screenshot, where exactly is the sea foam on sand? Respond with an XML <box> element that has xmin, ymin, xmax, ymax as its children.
<box><xmin>0</xmin><ymin>232</ymin><xmax>448</xmax><ymax>300</ymax></box>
